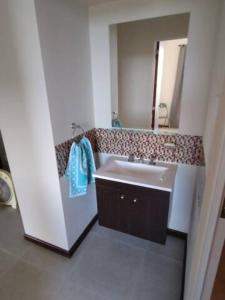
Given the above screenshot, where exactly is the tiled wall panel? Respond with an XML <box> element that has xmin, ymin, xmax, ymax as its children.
<box><xmin>56</xmin><ymin>128</ymin><xmax>204</xmax><ymax>177</ymax></box>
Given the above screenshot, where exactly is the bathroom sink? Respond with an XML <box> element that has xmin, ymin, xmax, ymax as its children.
<box><xmin>103</xmin><ymin>160</ymin><xmax>168</xmax><ymax>181</ymax></box>
<box><xmin>94</xmin><ymin>157</ymin><xmax>177</xmax><ymax>192</ymax></box>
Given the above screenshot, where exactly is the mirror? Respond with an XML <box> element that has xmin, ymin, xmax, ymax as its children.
<box><xmin>110</xmin><ymin>13</ymin><xmax>190</xmax><ymax>131</ymax></box>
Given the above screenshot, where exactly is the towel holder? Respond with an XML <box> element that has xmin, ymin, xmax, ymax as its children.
<box><xmin>71</xmin><ymin>122</ymin><xmax>85</xmax><ymax>139</ymax></box>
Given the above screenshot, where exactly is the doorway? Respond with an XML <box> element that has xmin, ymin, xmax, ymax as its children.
<box><xmin>153</xmin><ymin>38</ymin><xmax>188</xmax><ymax>130</ymax></box>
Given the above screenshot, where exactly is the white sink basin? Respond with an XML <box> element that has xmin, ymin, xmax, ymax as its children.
<box><xmin>103</xmin><ymin>160</ymin><xmax>168</xmax><ymax>181</ymax></box>
<box><xmin>94</xmin><ymin>157</ymin><xmax>177</xmax><ymax>192</ymax></box>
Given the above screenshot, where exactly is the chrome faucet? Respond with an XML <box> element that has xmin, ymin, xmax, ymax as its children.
<box><xmin>128</xmin><ymin>153</ymin><xmax>135</xmax><ymax>162</ymax></box>
<box><xmin>138</xmin><ymin>154</ymin><xmax>145</xmax><ymax>163</ymax></box>
<box><xmin>149</xmin><ymin>154</ymin><xmax>157</xmax><ymax>165</ymax></box>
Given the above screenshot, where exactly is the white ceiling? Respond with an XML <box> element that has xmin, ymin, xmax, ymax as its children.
<box><xmin>79</xmin><ymin>0</ymin><xmax>118</xmax><ymax>6</ymax></box>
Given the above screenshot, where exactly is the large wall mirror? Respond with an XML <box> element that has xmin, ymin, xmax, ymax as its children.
<box><xmin>110</xmin><ymin>13</ymin><xmax>190</xmax><ymax>131</ymax></box>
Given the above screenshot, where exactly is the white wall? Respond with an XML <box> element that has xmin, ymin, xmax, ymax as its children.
<box><xmin>184</xmin><ymin>84</ymin><xmax>225</xmax><ymax>300</ymax></box>
<box><xmin>34</xmin><ymin>0</ymin><xmax>97</xmax><ymax>248</ymax></box>
<box><xmin>185</xmin><ymin>165</ymin><xmax>205</xmax><ymax>294</ymax></box>
<box><xmin>169</xmin><ymin>164</ymin><xmax>197</xmax><ymax>233</ymax></box>
<box><xmin>35</xmin><ymin>0</ymin><xmax>95</xmax><ymax>146</ymax></box>
<box><xmin>200</xmin><ymin>2</ymin><xmax>225</xmax><ymax>297</ymax></box>
<box><xmin>89</xmin><ymin>0</ymin><xmax>220</xmax><ymax>135</ymax></box>
<box><xmin>117</xmin><ymin>15</ymin><xmax>189</xmax><ymax>129</ymax></box>
<box><xmin>184</xmin><ymin>1</ymin><xmax>225</xmax><ymax>299</ymax></box>
<box><xmin>203</xmin><ymin>1</ymin><xmax>225</xmax><ymax>163</ymax></box>
<box><xmin>0</xmin><ymin>0</ymin><xmax>68</xmax><ymax>249</ymax></box>
<box><xmin>60</xmin><ymin>177</ymin><xmax>97</xmax><ymax>249</ymax></box>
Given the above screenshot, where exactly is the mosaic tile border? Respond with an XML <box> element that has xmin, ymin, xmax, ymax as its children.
<box><xmin>55</xmin><ymin>128</ymin><xmax>205</xmax><ymax>177</ymax></box>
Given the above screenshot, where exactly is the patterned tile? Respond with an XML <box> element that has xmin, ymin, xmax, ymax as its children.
<box><xmin>95</xmin><ymin>129</ymin><xmax>205</xmax><ymax>166</ymax></box>
<box><xmin>55</xmin><ymin>128</ymin><xmax>205</xmax><ymax>177</ymax></box>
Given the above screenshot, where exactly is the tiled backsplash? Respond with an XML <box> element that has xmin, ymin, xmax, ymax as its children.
<box><xmin>55</xmin><ymin>128</ymin><xmax>205</xmax><ymax>177</ymax></box>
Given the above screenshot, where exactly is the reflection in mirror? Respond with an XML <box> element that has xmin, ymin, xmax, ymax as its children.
<box><xmin>110</xmin><ymin>13</ymin><xmax>190</xmax><ymax>131</ymax></box>
<box><xmin>155</xmin><ymin>38</ymin><xmax>188</xmax><ymax>129</ymax></box>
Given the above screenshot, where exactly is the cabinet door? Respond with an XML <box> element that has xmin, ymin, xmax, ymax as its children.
<box><xmin>96</xmin><ymin>184</ymin><xmax>120</xmax><ymax>230</ymax></box>
<box><xmin>129</xmin><ymin>188</ymin><xmax>170</xmax><ymax>244</ymax></box>
<box><xmin>96</xmin><ymin>183</ymin><xmax>130</xmax><ymax>233</ymax></box>
<box><xmin>128</xmin><ymin>194</ymin><xmax>150</xmax><ymax>240</ymax></box>
<box><xmin>118</xmin><ymin>192</ymin><xmax>131</xmax><ymax>234</ymax></box>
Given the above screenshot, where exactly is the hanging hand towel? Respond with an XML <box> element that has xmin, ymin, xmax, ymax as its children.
<box><xmin>65</xmin><ymin>142</ymin><xmax>88</xmax><ymax>198</ymax></box>
<box><xmin>80</xmin><ymin>137</ymin><xmax>96</xmax><ymax>184</ymax></box>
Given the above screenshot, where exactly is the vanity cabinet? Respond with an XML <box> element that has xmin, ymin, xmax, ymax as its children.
<box><xmin>96</xmin><ymin>179</ymin><xmax>170</xmax><ymax>244</ymax></box>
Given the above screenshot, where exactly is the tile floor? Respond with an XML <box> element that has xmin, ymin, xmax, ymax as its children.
<box><xmin>0</xmin><ymin>206</ymin><xmax>185</xmax><ymax>300</ymax></box>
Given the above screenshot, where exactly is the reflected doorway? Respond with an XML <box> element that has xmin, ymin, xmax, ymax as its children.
<box><xmin>153</xmin><ymin>38</ymin><xmax>188</xmax><ymax>130</ymax></box>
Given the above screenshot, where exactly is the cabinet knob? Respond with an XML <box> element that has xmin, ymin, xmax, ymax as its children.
<box><xmin>133</xmin><ymin>198</ymin><xmax>137</xmax><ymax>203</ymax></box>
<box><xmin>120</xmin><ymin>195</ymin><xmax>125</xmax><ymax>199</ymax></box>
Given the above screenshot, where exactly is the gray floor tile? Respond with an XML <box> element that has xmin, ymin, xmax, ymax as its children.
<box><xmin>69</xmin><ymin>234</ymin><xmax>146</xmax><ymax>300</ymax></box>
<box><xmin>0</xmin><ymin>207</ymin><xmax>184</xmax><ymax>300</ymax></box>
<box><xmin>57</xmin><ymin>279</ymin><xmax>108</xmax><ymax>300</ymax></box>
<box><xmin>0</xmin><ymin>249</ymin><xmax>18</xmax><ymax>279</ymax></box>
<box><xmin>132</xmin><ymin>250</ymin><xmax>183</xmax><ymax>300</ymax></box>
<box><xmin>21</xmin><ymin>243</ymin><xmax>78</xmax><ymax>279</ymax></box>
<box><xmin>147</xmin><ymin>235</ymin><xmax>185</xmax><ymax>262</ymax></box>
<box><xmin>91</xmin><ymin>223</ymin><xmax>151</xmax><ymax>250</ymax></box>
<box><xmin>0</xmin><ymin>232</ymin><xmax>32</xmax><ymax>258</ymax></box>
<box><xmin>0</xmin><ymin>207</ymin><xmax>32</xmax><ymax>258</ymax></box>
<box><xmin>0</xmin><ymin>260</ymin><xmax>63</xmax><ymax>300</ymax></box>
<box><xmin>132</xmin><ymin>286</ymin><xmax>179</xmax><ymax>300</ymax></box>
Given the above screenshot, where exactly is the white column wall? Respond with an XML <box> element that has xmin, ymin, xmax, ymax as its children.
<box><xmin>0</xmin><ymin>0</ymin><xmax>68</xmax><ymax>249</ymax></box>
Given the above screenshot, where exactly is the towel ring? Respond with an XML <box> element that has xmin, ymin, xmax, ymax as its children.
<box><xmin>71</xmin><ymin>122</ymin><xmax>85</xmax><ymax>139</ymax></box>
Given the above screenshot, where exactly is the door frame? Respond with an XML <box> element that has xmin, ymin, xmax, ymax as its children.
<box><xmin>202</xmin><ymin>220</ymin><xmax>225</xmax><ymax>299</ymax></box>
<box><xmin>184</xmin><ymin>86</ymin><xmax>225</xmax><ymax>300</ymax></box>
<box><xmin>151</xmin><ymin>41</ymin><xmax>160</xmax><ymax>130</ymax></box>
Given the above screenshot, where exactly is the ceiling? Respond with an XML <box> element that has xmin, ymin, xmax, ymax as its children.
<box><xmin>79</xmin><ymin>0</ymin><xmax>118</xmax><ymax>6</ymax></box>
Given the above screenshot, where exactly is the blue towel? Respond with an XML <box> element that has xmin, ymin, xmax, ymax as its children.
<box><xmin>65</xmin><ymin>137</ymin><xmax>95</xmax><ymax>198</ymax></box>
<box><xmin>80</xmin><ymin>137</ymin><xmax>96</xmax><ymax>184</ymax></box>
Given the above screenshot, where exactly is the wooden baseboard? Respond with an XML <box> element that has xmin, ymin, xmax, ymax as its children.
<box><xmin>24</xmin><ymin>214</ymin><xmax>98</xmax><ymax>258</ymax></box>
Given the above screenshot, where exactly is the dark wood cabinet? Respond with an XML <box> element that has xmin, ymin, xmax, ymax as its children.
<box><xmin>96</xmin><ymin>179</ymin><xmax>170</xmax><ymax>244</ymax></box>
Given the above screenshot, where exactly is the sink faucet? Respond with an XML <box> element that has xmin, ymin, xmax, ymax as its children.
<box><xmin>138</xmin><ymin>154</ymin><xmax>145</xmax><ymax>163</ymax></box>
<box><xmin>149</xmin><ymin>154</ymin><xmax>157</xmax><ymax>165</ymax></box>
<box><xmin>128</xmin><ymin>153</ymin><xmax>135</xmax><ymax>162</ymax></box>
